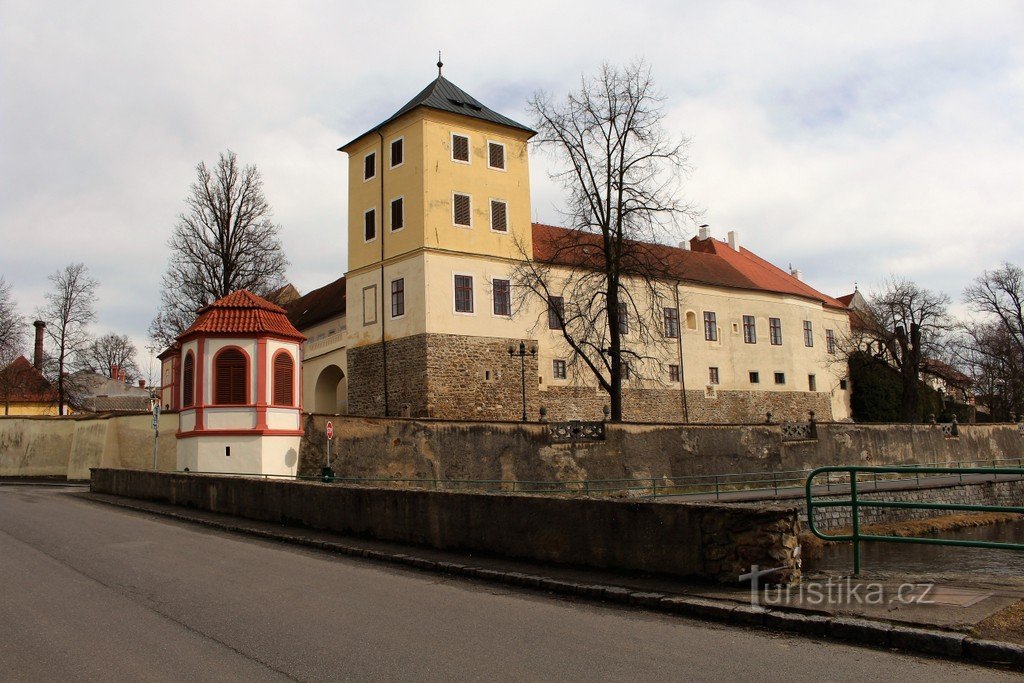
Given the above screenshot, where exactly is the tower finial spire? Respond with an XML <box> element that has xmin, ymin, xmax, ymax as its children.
<box><xmin>437</xmin><ymin>51</ymin><xmax>443</xmax><ymax>77</ymax></box>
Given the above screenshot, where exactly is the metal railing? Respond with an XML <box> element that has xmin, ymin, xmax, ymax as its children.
<box><xmin>805</xmin><ymin>465</ymin><xmax>1024</xmax><ymax>574</ymax></box>
<box><xmin>176</xmin><ymin>457</ymin><xmax>1024</xmax><ymax>502</ymax></box>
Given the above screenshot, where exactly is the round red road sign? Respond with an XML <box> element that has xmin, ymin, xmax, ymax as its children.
<box><xmin>326</xmin><ymin>421</ymin><xmax>334</xmax><ymax>439</ymax></box>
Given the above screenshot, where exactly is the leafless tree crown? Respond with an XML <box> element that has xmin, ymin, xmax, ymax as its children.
<box><xmin>37</xmin><ymin>263</ymin><xmax>98</xmax><ymax>414</ymax></box>
<box><xmin>83</xmin><ymin>332</ymin><xmax>141</xmax><ymax>382</ymax></box>
<box><xmin>149</xmin><ymin>150</ymin><xmax>288</xmax><ymax>349</ymax></box>
<box><xmin>0</xmin><ymin>276</ymin><xmax>24</xmax><ymax>368</ymax></box>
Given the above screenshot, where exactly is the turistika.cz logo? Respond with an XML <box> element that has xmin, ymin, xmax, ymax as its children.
<box><xmin>740</xmin><ymin>564</ymin><xmax>937</xmax><ymax>607</ymax></box>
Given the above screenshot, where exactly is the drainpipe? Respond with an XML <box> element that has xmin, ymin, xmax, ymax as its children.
<box><xmin>673</xmin><ymin>281</ymin><xmax>689</xmax><ymax>422</ymax></box>
<box><xmin>377</xmin><ymin>130</ymin><xmax>390</xmax><ymax>416</ymax></box>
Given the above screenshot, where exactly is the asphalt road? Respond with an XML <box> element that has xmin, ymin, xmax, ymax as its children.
<box><xmin>0</xmin><ymin>486</ymin><xmax>1016</xmax><ymax>682</ymax></box>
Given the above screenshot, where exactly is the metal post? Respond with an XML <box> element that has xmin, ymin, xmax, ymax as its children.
<box><xmin>326</xmin><ymin>435</ymin><xmax>331</xmax><ymax>470</ymax></box>
<box><xmin>851</xmin><ymin>471</ymin><xmax>861</xmax><ymax>575</ymax></box>
<box><xmin>520</xmin><ymin>349</ymin><xmax>527</xmax><ymax>422</ymax></box>
<box><xmin>151</xmin><ymin>401</ymin><xmax>160</xmax><ymax>471</ymax></box>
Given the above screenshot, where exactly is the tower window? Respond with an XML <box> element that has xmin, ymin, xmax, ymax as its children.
<box><xmin>553</xmin><ymin>359</ymin><xmax>567</xmax><ymax>380</ymax></box>
<box><xmin>453</xmin><ymin>193</ymin><xmax>472</xmax><ymax>227</ymax></box>
<box><xmin>390</xmin><ymin>138</ymin><xmax>404</xmax><ymax>168</ymax></box>
<box><xmin>769</xmin><ymin>317</ymin><xmax>782</xmax><ymax>345</ymax></box>
<box><xmin>743</xmin><ymin>315</ymin><xmax>756</xmax><ymax>343</ymax></box>
<box><xmin>364</xmin><ymin>208</ymin><xmax>376</xmax><ymax>241</ymax></box>
<box><xmin>363</xmin><ymin>152</ymin><xmax>376</xmax><ymax>181</ymax></box>
<box><xmin>390</xmin><ymin>197</ymin><xmax>404</xmax><ymax>231</ymax></box>
<box><xmin>488</xmin><ymin>141</ymin><xmax>506</xmax><ymax>170</ymax></box>
<box><xmin>664</xmin><ymin>307</ymin><xmax>679</xmax><ymax>338</ymax></box>
<box><xmin>804</xmin><ymin>320</ymin><xmax>814</xmax><ymax>347</ymax></box>
<box><xmin>451</xmin><ymin>133</ymin><xmax>470</xmax><ymax>163</ymax></box>
<box><xmin>182</xmin><ymin>351</ymin><xmax>195</xmax><ymax>408</ymax></box>
<box><xmin>454</xmin><ymin>274</ymin><xmax>474</xmax><ymax>313</ymax></box>
<box><xmin>213</xmin><ymin>348</ymin><xmax>248</xmax><ymax>405</ymax></box>
<box><xmin>492</xmin><ymin>278</ymin><xmax>511</xmax><ymax>316</ymax></box>
<box><xmin>272</xmin><ymin>351</ymin><xmax>294</xmax><ymax>406</ymax></box>
<box><xmin>704</xmin><ymin>311</ymin><xmax>718</xmax><ymax>341</ymax></box>
<box><xmin>391</xmin><ymin>278</ymin><xmax>405</xmax><ymax>318</ymax></box>
<box><xmin>490</xmin><ymin>199</ymin><xmax>508</xmax><ymax>232</ymax></box>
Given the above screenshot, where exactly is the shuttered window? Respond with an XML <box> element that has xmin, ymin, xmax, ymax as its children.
<box><xmin>391</xmin><ymin>197</ymin><xmax>404</xmax><ymax>231</ymax></box>
<box><xmin>488</xmin><ymin>142</ymin><xmax>505</xmax><ymax>169</ymax></box>
<box><xmin>363</xmin><ymin>152</ymin><xmax>375</xmax><ymax>180</ymax></box>
<box><xmin>214</xmin><ymin>348</ymin><xmax>248</xmax><ymax>405</ymax></box>
<box><xmin>273</xmin><ymin>352</ymin><xmax>294</xmax><ymax>406</ymax></box>
<box><xmin>390</xmin><ymin>138</ymin><xmax>403</xmax><ymax>167</ymax></box>
<box><xmin>490</xmin><ymin>200</ymin><xmax>507</xmax><ymax>232</ymax></box>
<box><xmin>364</xmin><ymin>208</ymin><xmax>376</xmax><ymax>241</ymax></box>
<box><xmin>453</xmin><ymin>193</ymin><xmax>471</xmax><ymax>226</ymax></box>
<box><xmin>452</xmin><ymin>134</ymin><xmax>470</xmax><ymax>162</ymax></box>
<box><xmin>182</xmin><ymin>352</ymin><xmax>195</xmax><ymax>408</ymax></box>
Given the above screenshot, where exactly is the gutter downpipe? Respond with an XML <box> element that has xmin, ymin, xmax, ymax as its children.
<box><xmin>674</xmin><ymin>281</ymin><xmax>689</xmax><ymax>422</ymax></box>
<box><xmin>377</xmin><ymin>130</ymin><xmax>390</xmax><ymax>416</ymax></box>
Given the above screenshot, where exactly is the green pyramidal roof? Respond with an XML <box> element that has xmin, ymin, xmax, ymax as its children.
<box><xmin>340</xmin><ymin>76</ymin><xmax>535</xmax><ymax>150</ymax></box>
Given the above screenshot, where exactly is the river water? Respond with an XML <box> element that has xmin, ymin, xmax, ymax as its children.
<box><xmin>806</xmin><ymin>518</ymin><xmax>1024</xmax><ymax>577</ymax></box>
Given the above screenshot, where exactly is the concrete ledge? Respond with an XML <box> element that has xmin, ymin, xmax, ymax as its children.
<box><xmin>82</xmin><ymin>491</ymin><xmax>1023</xmax><ymax>671</ymax></box>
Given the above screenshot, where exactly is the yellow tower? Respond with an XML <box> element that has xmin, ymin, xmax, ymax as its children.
<box><xmin>340</xmin><ymin>66</ymin><xmax>538</xmax><ymax>418</ymax></box>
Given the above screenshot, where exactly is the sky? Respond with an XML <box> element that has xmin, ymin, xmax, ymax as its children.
<box><xmin>2</xmin><ymin>0</ymin><xmax>1023</xmax><ymax>375</ymax></box>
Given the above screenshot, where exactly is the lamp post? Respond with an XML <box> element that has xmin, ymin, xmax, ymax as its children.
<box><xmin>508</xmin><ymin>341</ymin><xmax>537</xmax><ymax>422</ymax></box>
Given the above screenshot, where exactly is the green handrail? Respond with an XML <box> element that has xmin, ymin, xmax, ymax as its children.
<box><xmin>805</xmin><ymin>465</ymin><xmax>1024</xmax><ymax>575</ymax></box>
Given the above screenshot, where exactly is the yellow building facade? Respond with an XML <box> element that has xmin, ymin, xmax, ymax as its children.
<box><xmin>294</xmin><ymin>72</ymin><xmax>852</xmax><ymax>423</ymax></box>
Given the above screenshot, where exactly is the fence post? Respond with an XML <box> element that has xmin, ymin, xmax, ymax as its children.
<box><xmin>715</xmin><ymin>475</ymin><xmax>720</xmax><ymax>500</ymax></box>
<box><xmin>772</xmin><ymin>472</ymin><xmax>778</xmax><ymax>496</ymax></box>
<box><xmin>851</xmin><ymin>471</ymin><xmax>861</xmax><ymax>575</ymax></box>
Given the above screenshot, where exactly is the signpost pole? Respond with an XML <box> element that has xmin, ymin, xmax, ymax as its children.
<box><xmin>151</xmin><ymin>400</ymin><xmax>161</xmax><ymax>471</ymax></box>
<box><xmin>323</xmin><ymin>421</ymin><xmax>335</xmax><ymax>481</ymax></box>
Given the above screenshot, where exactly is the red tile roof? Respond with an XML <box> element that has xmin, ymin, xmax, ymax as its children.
<box><xmin>0</xmin><ymin>356</ymin><xmax>59</xmax><ymax>403</ymax></box>
<box><xmin>531</xmin><ymin>224</ymin><xmax>848</xmax><ymax>310</ymax></box>
<box><xmin>284</xmin><ymin>276</ymin><xmax>347</xmax><ymax>331</ymax></box>
<box><xmin>178</xmin><ymin>290</ymin><xmax>306</xmax><ymax>342</ymax></box>
<box><xmin>836</xmin><ymin>292</ymin><xmax>856</xmax><ymax>307</ymax></box>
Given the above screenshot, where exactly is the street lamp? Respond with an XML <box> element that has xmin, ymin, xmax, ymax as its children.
<box><xmin>508</xmin><ymin>341</ymin><xmax>537</xmax><ymax>422</ymax></box>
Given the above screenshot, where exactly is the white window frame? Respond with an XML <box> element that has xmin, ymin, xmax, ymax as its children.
<box><xmin>450</xmin><ymin>132</ymin><xmax>471</xmax><ymax>164</ymax></box>
<box><xmin>490</xmin><ymin>277</ymin><xmax>512</xmax><ymax>318</ymax></box>
<box><xmin>389</xmin><ymin>136</ymin><xmax>405</xmax><ymax>169</ymax></box>
<box><xmin>552</xmin><ymin>359</ymin><xmax>567</xmax><ymax>381</ymax></box>
<box><xmin>452</xmin><ymin>192</ymin><xmax>472</xmax><ymax>228</ymax></box>
<box><xmin>390</xmin><ymin>277</ymin><xmax>405</xmax><ymax>320</ymax></box>
<box><xmin>452</xmin><ymin>272</ymin><xmax>475</xmax><ymax>315</ymax></box>
<box><xmin>390</xmin><ymin>195</ymin><xmax>405</xmax><ymax>233</ymax></box>
<box><xmin>489</xmin><ymin>197</ymin><xmax>509</xmax><ymax>233</ymax></box>
<box><xmin>486</xmin><ymin>140</ymin><xmax>507</xmax><ymax>171</ymax></box>
<box><xmin>363</xmin><ymin>207</ymin><xmax>377</xmax><ymax>243</ymax></box>
<box><xmin>362</xmin><ymin>151</ymin><xmax>376</xmax><ymax>182</ymax></box>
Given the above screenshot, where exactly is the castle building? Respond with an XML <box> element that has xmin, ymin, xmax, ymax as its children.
<box><xmin>290</xmin><ymin>71</ymin><xmax>852</xmax><ymax>423</ymax></box>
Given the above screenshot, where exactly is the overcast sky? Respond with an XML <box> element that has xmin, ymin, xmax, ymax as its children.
<box><xmin>2</xmin><ymin>0</ymin><xmax>1022</xmax><ymax>373</ymax></box>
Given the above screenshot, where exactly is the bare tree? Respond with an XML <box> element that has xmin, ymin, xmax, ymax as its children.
<box><xmin>37</xmin><ymin>263</ymin><xmax>98</xmax><ymax>414</ymax></box>
<box><xmin>964</xmin><ymin>262</ymin><xmax>1024</xmax><ymax>358</ymax></box>
<box><xmin>0</xmin><ymin>276</ymin><xmax>24</xmax><ymax>367</ymax></box>
<box><xmin>82</xmin><ymin>333</ymin><xmax>141</xmax><ymax>382</ymax></box>
<box><xmin>512</xmin><ymin>62</ymin><xmax>698</xmax><ymax>421</ymax></box>
<box><xmin>852</xmin><ymin>277</ymin><xmax>951</xmax><ymax>422</ymax></box>
<box><xmin>149</xmin><ymin>150</ymin><xmax>289</xmax><ymax>349</ymax></box>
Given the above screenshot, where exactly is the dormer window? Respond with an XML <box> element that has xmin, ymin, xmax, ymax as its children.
<box><xmin>452</xmin><ymin>133</ymin><xmax>470</xmax><ymax>163</ymax></box>
<box><xmin>488</xmin><ymin>141</ymin><xmax>506</xmax><ymax>170</ymax></box>
<box><xmin>363</xmin><ymin>152</ymin><xmax>376</xmax><ymax>181</ymax></box>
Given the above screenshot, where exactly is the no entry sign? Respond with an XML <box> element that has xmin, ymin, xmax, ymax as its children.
<box><xmin>326</xmin><ymin>421</ymin><xmax>334</xmax><ymax>439</ymax></box>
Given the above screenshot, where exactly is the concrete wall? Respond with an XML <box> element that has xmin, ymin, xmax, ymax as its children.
<box><xmin>0</xmin><ymin>413</ymin><xmax>176</xmax><ymax>479</ymax></box>
<box><xmin>809</xmin><ymin>479</ymin><xmax>1024</xmax><ymax>531</ymax></box>
<box><xmin>89</xmin><ymin>468</ymin><xmax>801</xmax><ymax>584</ymax></box>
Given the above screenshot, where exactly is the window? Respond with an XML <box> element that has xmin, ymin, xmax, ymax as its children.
<box><xmin>492</xmin><ymin>278</ymin><xmax>511</xmax><ymax>316</ymax></box>
<box><xmin>808</xmin><ymin>374</ymin><xmax>817</xmax><ymax>392</ymax></box>
<box><xmin>743</xmin><ymin>315</ymin><xmax>756</xmax><ymax>343</ymax></box>
<box><xmin>451</xmin><ymin>133</ymin><xmax>470</xmax><ymax>162</ymax></box>
<box><xmin>704</xmin><ymin>311</ymin><xmax>718</xmax><ymax>341</ymax></box>
<box><xmin>362</xmin><ymin>285</ymin><xmax>377</xmax><ymax>325</ymax></box>
<box><xmin>548</xmin><ymin>296</ymin><xmax>564</xmax><ymax>330</ymax></box>
<box><xmin>669</xmin><ymin>364</ymin><xmax>681</xmax><ymax>382</ymax></box>
<box><xmin>709</xmin><ymin>367</ymin><xmax>720</xmax><ymax>385</ymax></box>
<box><xmin>453</xmin><ymin>193</ymin><xmax>472</xmax><ymax>227</ymax></box>
<box><xmin>272</xmin><ymin>352</ymin><xmax>294</xmax><ymax>406</ymax></box>
<box><xmin>364</xmin><ymin>208</ymin><xmax>376</xmax><ymax>241</ymax></box>
<box><xmin>769</xmin><ymin>317</ymin><xmax>782</xmax><ymax>345</ymax></box>
<box><xmin>553</xmin><ymin>359</ymin><xmax>567</xmax><ymax>379</ymax></box>
<box><xmin>488</xmin><ymin>141</ymin><xmax>506</xmax><ymax>169</ymax></box>
<box><xmin>363</xmin><ymin>152</ymin><xmax>376</xmax><ymax>181</ymax></box>
<box><xmin>390</xmin><ymin>138</ymin><xmax>403</xmax><ymax>168</ymax></box>
<box><xmin>391</xmin><ymin>278</ymin><xmax>404</xmax><ymax>318</ymax></box>
<box><xmin>774</xmin><ymin>372</ymin><xmax>786</xmax><ymax>385</ymax></box>
<box><xmin>840</xmin><ymin>378</ymin><xmax>848</xmax><ymax>390</ymax></box>
<box><xmin>826</xmin><ymin>329</ymin><xmax>836</xmax><ymax>354</ymax></box>
<box><xmin>803</xmin><ymin>320</ymin><xmax>814</xmax><ymax>347</ymax></box>
<box><xmin>390</xmin><ymin>197</ymin><xmax>404</xmax><ymax>231</ymax></box>
<box><xmin>490</xmin><ymin>199</ymin><xmax>508</xmax><ymax>232</ymax></box>
<box><xmin>664</xmin><ymin>307</ymin><xmax>679</xmax><ymax>338</ymax></box>
<box><xmin>454</xmin><ymin>275</ymin><xmax>474</xmax><ymax>313</ymax></box>
<box><xmin>749</xmin><ymin>371</ymin><xmax>760</xmax><ymax>384</ymax></box>
<box><xmin>214</xmin><ymin>348</ymin><xmax>247</xmax><ymax>405</ymax></box>
<box><xmin>618</xmin><ymin>307</ymin><xmax>629</xmax><ymax>335</ymax></box>
<box><xmin>182</xmin><ymin>352</ymin><xmax>195</xmax><ymax>408</ymax></box>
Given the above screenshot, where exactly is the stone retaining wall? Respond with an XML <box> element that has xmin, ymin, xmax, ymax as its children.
<box><xmin>809</xmin><ymin>479</ymin><xmax>1024</xmax><ymax>531</ymax></box>
<box><xmin>89</xmin><ymin>468</ymin><xmax>801</xmax><ymax>584</ymax></box>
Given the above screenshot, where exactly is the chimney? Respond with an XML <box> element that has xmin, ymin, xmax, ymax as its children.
<box><xmin>791</xmin><ymin>268</ymin><xmax>803</xmax><ymax>281</ymax></box>
<box><xmin>110</xmin><ymin>363</ymin><xmax>120</xmax><ymax>380</ymax></box>
<box><xmin>698</xmin><ymin>226</ymin><xmax>711</xmax><ymax>240</ymax></box>
<box><xmin>678</xmin><ymin>240</ymin><xmax>691</xmax><ymax>251</ymax></box>
<box><xmin>138</xmin><ymin>379</ymin><xmax>146</xmax><ymax>389</ymax></box>
<box><xmin>727</xmin><ymin>230</ymin><xmax>740</xmax><ymax>251</ymax></box>
<box><xmin>32</xmin><ymin>321</ymin><xmax>45</xmax><ymax>370</ymax></box>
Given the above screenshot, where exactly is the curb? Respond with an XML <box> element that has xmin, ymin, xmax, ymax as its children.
<box><xmin>84</xmin><ymin>493</ymin><xmax>1024</xmax><ymax>670</ymax></box>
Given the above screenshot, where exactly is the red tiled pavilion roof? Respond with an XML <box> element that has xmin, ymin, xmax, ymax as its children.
<box><xmin>531</xmin><ymin>223</ymin><xmax>848</xmax><ymax>311</ymax></box>
<box><xmin>0</xmin><ymin>356</ymin><xmax>59</xmax><ymax>403</ymax></box>
<box><xmin>178</xmin><ymin>290</ymin><xmax>306</xmax><ymax>342</ymax></box>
